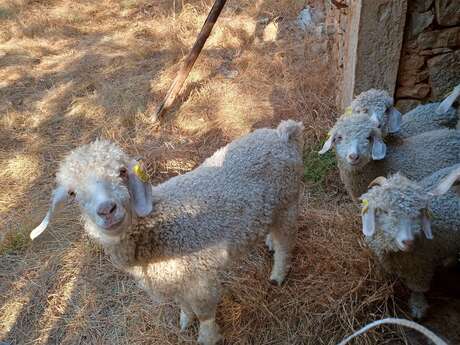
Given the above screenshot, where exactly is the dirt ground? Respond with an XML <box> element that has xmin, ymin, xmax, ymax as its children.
<box><xmin>1</xmin><ymin>0</ymin><xmax>459</xmax><ymax>344</ymax></box>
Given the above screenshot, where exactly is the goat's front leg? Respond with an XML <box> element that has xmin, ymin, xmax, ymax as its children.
<box><xmin>401</xmin><ymin>264</ymin><xmax>433</xmax><ymax>320</ymax></box>
<box><xmin>184</xmin><ymin>282</ymin><xmax>222</xmax><ymax>345</ymax></box>
<box><xmin>409</xmin><ymin>291</ymin><xmax>429</xmax><ymax>319</ymax></box>
<box><xmin>269</xmin><ymin>206</ymin><xmax>298</xmax><ymax>286</ymax></box>
<box><xmin>179</xmin><ymin>303</ymin><xmax>195</xmax><ymax>331</ymax></box>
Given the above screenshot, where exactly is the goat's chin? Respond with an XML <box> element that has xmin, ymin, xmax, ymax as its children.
<box><xmin>340</xmin><ymin>158</ymin><xmax>369</xmax><ymax>171</ymax></box>
<box><xmin>84</xmin><ymin>214</ymin><xmax>131</xmax><ymax>246</ymax></box>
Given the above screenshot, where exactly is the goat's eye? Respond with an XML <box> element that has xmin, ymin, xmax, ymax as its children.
<box><xmin>334</xmin><ymin>135</ymin><xmax>342</xmax><ymax>143</ymax></box>
<box><xmin>376</xmin><ymin>209</ymin><xmax>387</xmax><ymax>216</ymax></box>
<box><xmin>119</xmin><ymin>167</ymin><xmax>128</xmax><ymax>177</ymax></box>
<box><xmin>366</xmin><ymin>135</ymin><xmax>372</xmax><ymax>142</ymax></box>
<box><xmin>68</xmin><ymin>191</ymin><xmax>76</xmax><ymax>197</ymax></box>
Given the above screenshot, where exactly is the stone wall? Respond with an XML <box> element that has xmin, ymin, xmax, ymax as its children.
<box><xmin>395</xmin><ymin>0</ymin><xmax>460</xmax><ymax>112</ymax></box>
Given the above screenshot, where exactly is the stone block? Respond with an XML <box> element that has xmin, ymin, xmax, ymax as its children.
<box><xmin>396</xmin><ymin>83</ymin><xmax>431</xmax><ymax>98</ymax></box>
<box><xmin>407</xmin><ymin>10</ymin><xmax>434</xmax><ymax>38</ymax></box>
<box><xmin>418</xmin><ymin>27</ymin><xmax>460</xmax><ymax>49</ymax></box>
<box><xmin>435</xmin><ymin>0</ymin><xmax>460</xmax><ymax>26</ymax></box>
<box><xmin>420</xmin><ymin>47</ymin><xmax>453</xmax><ymax>55</ymax></box>
<box><xmin>399</xmin><ymin>54</ymin><xmax>426</xmax><ymax>73</ymax></box>
<box><xmin>428</xmin><ymin>50</ymin><xmax>460</xmax><ymax>99</ymax></box>
<box><xmin>399</xmin><ymin>69</ymin><xmax>429</xmax><ymax>86</ymax></box>
<box><xmin>410</xmin><ymin>0</ymin><xmax>434</xmax><ymax>12</ymax></box>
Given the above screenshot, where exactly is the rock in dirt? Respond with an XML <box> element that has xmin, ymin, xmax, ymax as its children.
<box><xmin>297</xmin><ymin>6</ymin><xmax>325</xmax><ymax>33</ymax></box>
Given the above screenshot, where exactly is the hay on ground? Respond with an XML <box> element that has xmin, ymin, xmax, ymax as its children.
<box><xmin>0</xmin><ymin>1</ymin><xmax>409</xmax><ymax>344</ymax></box>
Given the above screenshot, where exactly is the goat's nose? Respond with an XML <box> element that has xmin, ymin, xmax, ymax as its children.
<box><xmin>402</xmin><ymin>239</ymin><xmax>414</xmax><ymax>248</ymax></box>
<box><xmin>97</xmin><ymin>201</ymin><xmax>117</xmax><ymax>218</ymax></box>
<box><xmin>348</xmin><ymin>153</ymin><xmax>359</xmax><ymax>162</ymax></box>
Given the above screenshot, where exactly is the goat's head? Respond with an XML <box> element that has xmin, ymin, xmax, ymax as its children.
<box><xmin>319</xmin><ymin>114</ymin><xmax>387</xmax><ymax>169</ymax></box>
<box><xmin>360</xmin><ymin>175</ymin><xmax>431</xmax><ymax>252</ymax></box>
<box><xmin>360</xmin><ymin>170</ymin><xmax>460</xmax><ymax>253</ymax></box>
<box><xmin>31</xmin><ymin>140</ymin><xmax>153</xmax><ymax>243</ymax></box>
<box><xmin>350</xmin><ymin>89</ymin><xmax>401</xmax><ymax>135</ymax></box>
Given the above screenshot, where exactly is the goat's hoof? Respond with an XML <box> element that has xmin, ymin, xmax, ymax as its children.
<box><xmin>409</xmin><ymin>293</ymin><xmax>428</xmax><ymax>320</ymax></box>
<box><xmin>198</xmin><ymin>333</ymin><xmax>222</xmax><ymax>345</ymax></box>
<box><xmin>410</xmin><ymin>303</ymin><xmax>427</xmax><ymax>320</ymax></box>
<box><xmin>269</xmin><ymin>278</ymin><xmax>283</xmax><ymax>286</ymax></box>
<box><xmin>198</xmin><ymin>337</ymin><xmax>223</xmax><ymax>345</ymax></box>
<box><xmin>270</xmin><ymin>269</ymin><xmax>289</xmax><ymax>286</ymax></box>
<box><xmin>180</xmin><ymin>310</ymin><xmax>193</xmax><ymax>331</ymax></box>
<box><xmin>198</xmin><ymin>320</ymin><xmax>222</xmax><ymax>345</ymax></box>
<box><xmin>269</xmin><ymin>279</ymin><xmax>280</xmax><ymax>286</ymax></box>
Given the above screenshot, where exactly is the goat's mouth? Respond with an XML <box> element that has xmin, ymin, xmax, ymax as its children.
<box><xmin>345</xmin><ymin>158</ymin><xmax>366</xmax><ymax>168</ymax></box>
<box><xmin>99</xmin><ymin>216</ymin><xmax>125</xmax><ymax>232</ymax></box>
<box><xmin>396</xmin><ymin>241</ymin><xmax>413</xmax><ymax>252</ymax></box>
<box><xmin>347</xmin><ymin>159</ymin><xmax>361</xmax><ymax>166</ymax></box>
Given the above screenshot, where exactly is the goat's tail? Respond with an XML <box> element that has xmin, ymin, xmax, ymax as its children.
<box><xmin>277</xmin><ymin>120</ymin><xmax>304</xmax><ymax>152</ymax></box>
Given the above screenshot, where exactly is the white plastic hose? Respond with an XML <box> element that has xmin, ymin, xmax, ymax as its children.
<box><xmin>338</xmin><ymin>318</ymin><xmax>448</xmax><ymax>345</ymax></box>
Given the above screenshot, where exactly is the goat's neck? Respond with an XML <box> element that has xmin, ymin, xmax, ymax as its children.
<box><xmin>102</xmin><ymin>213</ymin><xmax>167</xmax><ymax>268</ymax></box>
<box><xmin>337</xmin><ymin>159</ymin><xmax>384</xmax><ymax>203</ymax></box>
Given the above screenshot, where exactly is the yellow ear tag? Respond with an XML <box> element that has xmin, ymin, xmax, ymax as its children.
<box><xmin>344</xmin><ymin>106</ymin><xmax>352</xmax><ymax>116</ymax></box>
<box><xmin>133</xmin><ymin>163</ymin><xmax>149</xmax><ymax>183</ymax></box>
<box><xmin>361</xmin><ymin>199</ymin><xmax>369</xmax><ymax>215</ymax></box>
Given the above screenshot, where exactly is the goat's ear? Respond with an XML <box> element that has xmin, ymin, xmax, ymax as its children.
<box><xmin>430</xmin><ymin>167</ymin><xmax>460</xmax><ymax>196</ymax></box>
<box><xmin>128</xmin><ymin>160</ymin><xmax>153</xmax><ymax>217</ymax></box>
<box><xmin>30</xmin><ymin>186</ymin><xmax>69</xmax><ymax>240</ymax></box>
<box><xmin>387</xmin><ymin>107</ymin><xmax>402</xmax><ymax>133</ymax></box>
<box><xmin>361</xmin><ymin>205</ymin><xmax>376</xmax><ymax>236</ymax></box>
<box><xmin>319</xmin><ymin>131</ymin><xmax>335</xmax><ymax>154</ymax></box>
<box><xmin>371</xmin><ymin>131</ymin><xmax>386</xmax><ymax>160</ymax></box>
<box><xmin>421</xmin><ymin>208</ymin><xmax>433</xmax><ymax>240</ymax></box>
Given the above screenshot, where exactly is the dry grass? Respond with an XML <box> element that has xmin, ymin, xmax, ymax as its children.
<box><xmin>1</xmin><ymin>0</ymin><xmax>410</xmax><ymax>344</ymax></box>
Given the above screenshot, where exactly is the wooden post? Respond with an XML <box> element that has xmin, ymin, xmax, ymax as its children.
<box><xmin>152</xmin><ymin>0</ymin><xmax>227</xmax><ymax>122</ymax></box>
<box><xmin>341</xmin><ymin>0</ymin><xmax>407</xmax><ymax>109</ymax></box>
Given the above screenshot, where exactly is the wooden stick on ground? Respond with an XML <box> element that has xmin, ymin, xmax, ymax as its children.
<box><xmin>152</xmin><ymin>0</ymin><xmax>227</xmax><ymax>122</ymax></box>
